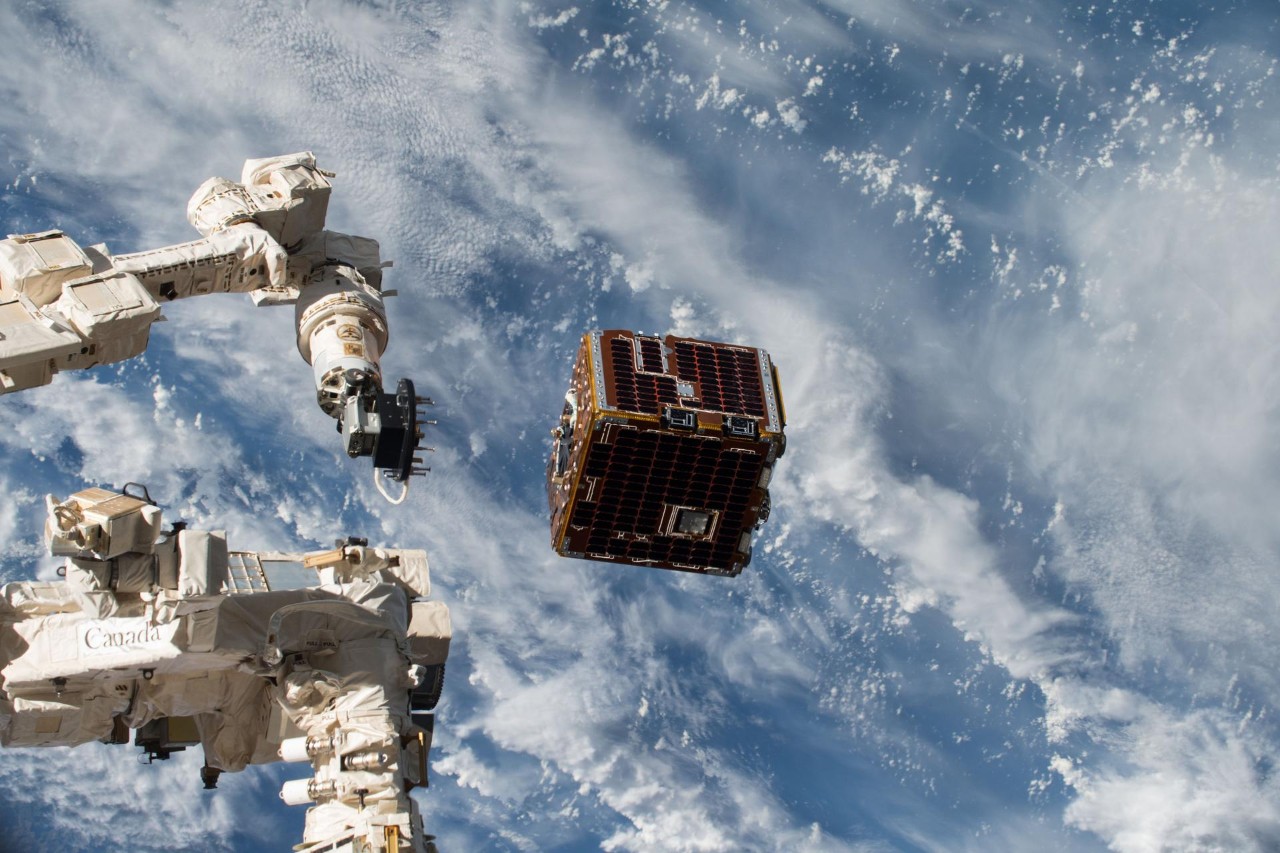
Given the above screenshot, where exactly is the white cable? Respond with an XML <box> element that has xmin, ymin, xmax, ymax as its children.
<box><xmin>374</xmin><ymin>469</ymin><xmax>410</xmax><ymax>505</ymax></box>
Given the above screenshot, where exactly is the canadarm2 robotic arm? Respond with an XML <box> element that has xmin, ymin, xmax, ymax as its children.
<box><xmin>2</xmin><ymin>485</ymin><xmax>451</xmax><ymax>852</ymax></box>
<box><xmin>0</xmin><ymin>153</ymin><xmax>432</xmax><ymax>496</ymax></box>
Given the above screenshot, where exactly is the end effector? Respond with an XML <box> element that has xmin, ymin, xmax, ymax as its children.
<box><xmin>293</xmin><ymin>262</ymin><xmax>434</xmax><ymax>484</ymax></box>
<box><xmin>195</xmin><ymin>154</ymin><xmax>437</xmax><ymax>488</ymax></box>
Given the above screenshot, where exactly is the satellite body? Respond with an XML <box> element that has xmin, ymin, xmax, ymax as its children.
<box><xmin>0</xmin><ymin>487</ymin><xmax>451</xmax><ymax>852</ymax></box>
<box><xmin>548</xmin><ymin>330</ymin><xmax>786</xmax><ymax>576</ymax></box>
<box><xmin>0</xmin><ymin>153</ymin><xmax>432</xmax><ymax>491</ymax></box>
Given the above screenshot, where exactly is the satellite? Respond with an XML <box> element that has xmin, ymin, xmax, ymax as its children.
<box><xmin>548</xmin><ymin>330</ymin><xmax>786</xmax><ymax>576</ymax></box>
<box><xmin>0</xmin><ymin>152</ymin><xmax>433</xmax><ymax>502</ymax></box>
<box><xmin>1</xmin><ymin>485</ymin><xmax>451</xmax><ymax>852</ymax></box>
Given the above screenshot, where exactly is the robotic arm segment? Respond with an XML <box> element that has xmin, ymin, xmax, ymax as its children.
<box><xmin>3</xmin><ymin>485</ymin><xmax>452</xmax><ymax>851</ymax></box>
<box><xmin>0</xmin><ymin>153</ymin><xmax>432</xmax><ymax>500</ymax></box>
<box><xmin>0</xmin><ymin>227</ymin><xmax>269</xmax><ymax>394</ymax></box>
<box><xmin>294</xmin><ymin>266</ymin><xmax>431</xmax><ymax>484</ymax></box>
<box><xmin>0</xmin><ymin>231</ymin><xmax>147</xmax><ymax>392</ymax></box>
<box><xmin>189</xmin><ymin>151</ymin><xmax>332</xmax><ymax>249</ymax></box>
<box><xmin>0</xmin><ymin>229</ymin><xmax>98</xmax><ymax>306</ymax></box>
<box><xmin>111</xmin><ymin>223</ymin><xmax>289</xmax><ymax>299</ymax></box>
<box><xmin>295</xmin><ymin>264</ymin><xmax>389</xmax><ymax>417</ymax></box>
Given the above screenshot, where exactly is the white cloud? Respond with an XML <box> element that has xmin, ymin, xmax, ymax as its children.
<box><xmin>1052</xmin><ymin>701</ymin><xmax>1280</xmax><ymax>851</ymax></box>
<box><xmin>0</xmin><ymin>744</ymin><xmax>298</xmax><ymax>851</ymax></box>
<box><xmin>476</xmin><ymin>9</ymin><xmax>1280</xmax><ymax>850</ymax></box>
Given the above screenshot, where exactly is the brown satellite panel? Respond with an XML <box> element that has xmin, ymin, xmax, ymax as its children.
<box><xmin>548</xmin><ymin>330</ymin><xmax>786</xmax><ymax>576</ymax></box>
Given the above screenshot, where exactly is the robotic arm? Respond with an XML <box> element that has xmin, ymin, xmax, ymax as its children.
<box><xmin>0</xmin><ymin>154</ymin><xmax>433</xmax><ymax>496</ymax></box>
<box><xmin>2</xmin><ymin>485</ymin><xmax>451</xmax><ymax>852</ymax></box>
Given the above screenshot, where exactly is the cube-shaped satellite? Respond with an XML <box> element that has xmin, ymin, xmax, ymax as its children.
<box><xmin>548</xmin><ymin>330</ymin><xmax>786</xmax><ymax>576</ymax></box>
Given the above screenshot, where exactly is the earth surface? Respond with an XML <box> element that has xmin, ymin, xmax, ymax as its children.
<box><xmin>0</xmin><ymin>1</ymin><xmax>1278</xmax><ymax>851</ymax></box>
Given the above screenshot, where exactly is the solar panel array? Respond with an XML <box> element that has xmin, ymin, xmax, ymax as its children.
<box><xmin>550</xmin><ymin>330</ymin><xmax>785</xmax><ymax>576</ymax></box>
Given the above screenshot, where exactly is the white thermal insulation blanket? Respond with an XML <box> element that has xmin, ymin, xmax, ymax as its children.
<box><xmin>0</xmin><ymin>293</ymin><xmax>83</xmax><ymax>370</ymax></box>
<box><xmin>51</xmin><ymin>272</ymin><xmax>160</xmax><ymax>367</ymax></box>
<box><xmin>0</xmin><ymin>230</ymin><xmax>93</xmax><ymax>306</ymax></box>
<box><xmin>177</xmin><ymin>529</ymin><xmax>229</xmax><ymax>596</ymax></box>
<box><xmin>406</xmin><ymin>600</ymin><xmax>451</xmax><ymax>666</ymax></box>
